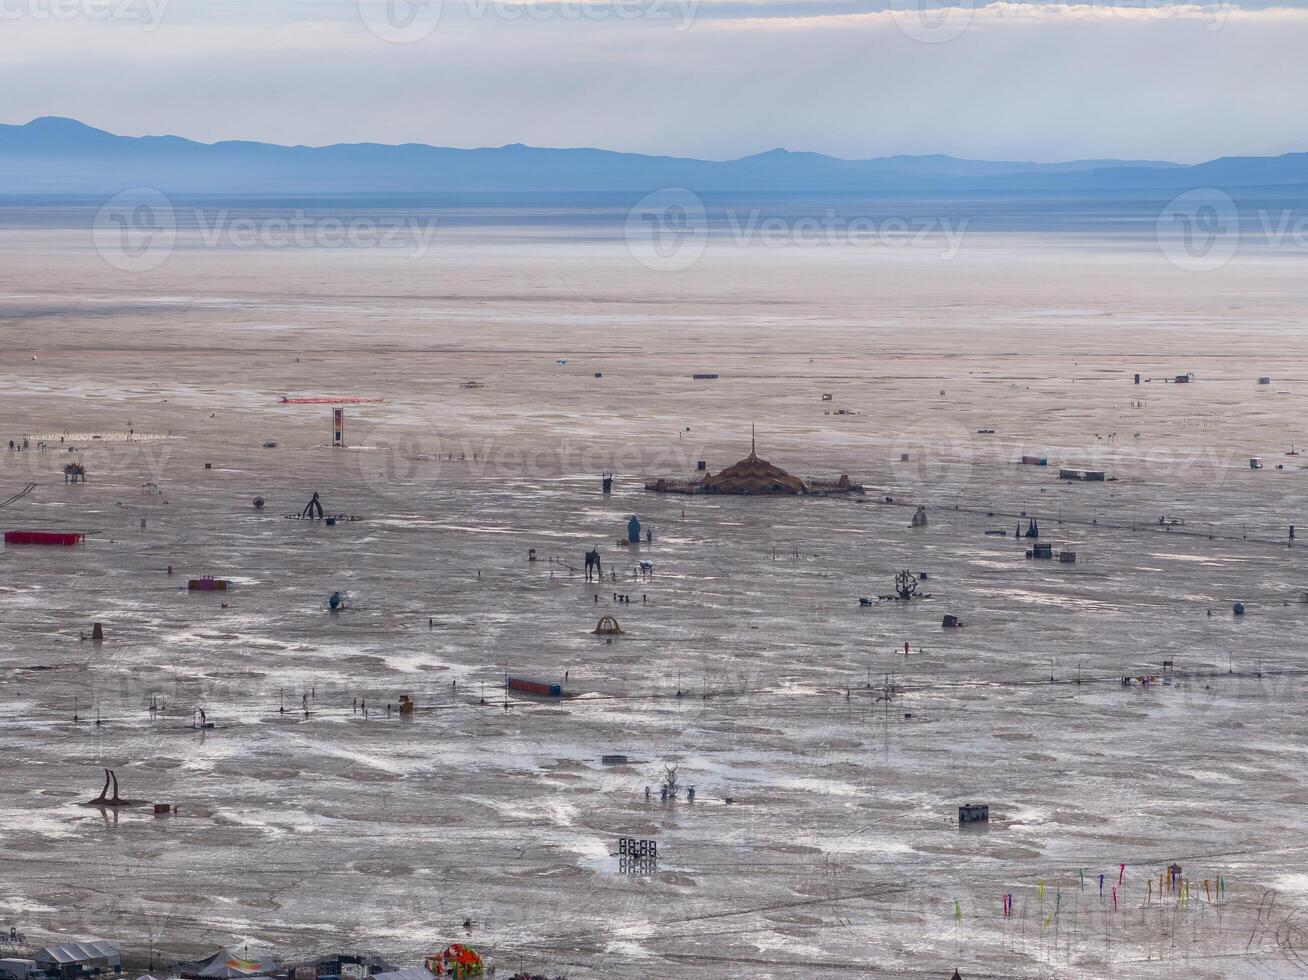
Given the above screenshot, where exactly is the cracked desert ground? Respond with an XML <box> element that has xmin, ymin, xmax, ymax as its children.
<box><xmin>2</xmin><ymin>206</ymin><xmax>1308</xmax><ymax>978</ymax></box>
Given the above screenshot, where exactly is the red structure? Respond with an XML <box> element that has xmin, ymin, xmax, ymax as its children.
<box><xmin>5</xmin><ymin>530</ymin><xmax>84</xmax><ymax>546</ymax></box>
<box><xmin>425</xmin><ymin>944</ymin><xmax>483</xmax><ymax>978</ymax></box>
<box><xmin>506</xmin><ymin>677</ymin><xmax>562</xmax><ymax>697</ymax></box>
<box><xmin>279</xmin><ymin>396</ymin><xmax>384</xmax><ymax>404</ymax></box>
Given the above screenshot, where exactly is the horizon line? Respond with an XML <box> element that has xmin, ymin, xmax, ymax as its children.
<box><xmin>14</xmin><ymin>114</ymin><xmax>1305</xmax><ymax>169</ymax></box>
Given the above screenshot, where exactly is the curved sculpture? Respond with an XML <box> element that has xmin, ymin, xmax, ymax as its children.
<box><xmin>593</xmin><ymin>615</ymin><xmax>623</xmax><ymax>635</ymax></box>
<box><xmin>85</xmin><ymin>768</ymin><xmax>148</xmax><ymax>807</ymax></box>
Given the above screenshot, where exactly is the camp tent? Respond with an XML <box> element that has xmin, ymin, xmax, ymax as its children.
<box><xmin>371</xmin><ymin>969</ymin><xmax>435</xmax><ymax>980</ymax></box>
<box><xmin>34</xmin><ymin>941</ymin><xmax>121</xmax><ymax>980</ymax></box>
<box><xmin>176</xmin><ymin>952</ymin><xmax>281</xmax><ymax>980</ymax></box>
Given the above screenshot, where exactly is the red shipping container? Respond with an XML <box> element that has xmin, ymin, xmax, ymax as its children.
<box><xmin>506</xmin><ymin>677</ymin><xmax>562</xmax><ymax>697</ymax></box>
<box><xmin>5</xmin><ymin>530</ymin><xmax>84</xmax><ymax>546</ymax></box>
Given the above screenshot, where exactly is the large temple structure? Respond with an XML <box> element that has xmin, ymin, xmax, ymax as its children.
<box><xmin>645</xmin><ymin>432</ymin><xmax>863</xmax><ymax>496</ymax></box>
<box><xmin>700</xmin><ymin>447</ymin><xmax>808</xmax><ymax>495</ymax></box>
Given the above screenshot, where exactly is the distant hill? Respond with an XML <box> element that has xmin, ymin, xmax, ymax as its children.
<box><xmin>1</xmin><ymin>116</ymin><xmax>1306</xmax><ymax>195</ymax></box>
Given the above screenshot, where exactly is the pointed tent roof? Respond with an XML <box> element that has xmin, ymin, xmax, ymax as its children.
<box><xmin>36</xmin><ymin>941</ymin><xmax>120</xmax><ymax>965</ymax></box>
<box><xmin>177</xmin><ymin>950</ymin><xmax>282</xmax><ymax>979</ymax></box>
<box><xmin>701</xmin><ymin>433</ymin><xmax>807</xmax><ymax>495</ymax></box>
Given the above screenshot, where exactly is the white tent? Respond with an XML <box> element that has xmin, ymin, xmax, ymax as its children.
<box><xmin>177</xmin><ymin>951</ymin><xmax>280</xmax><ymax>980</ymax></box>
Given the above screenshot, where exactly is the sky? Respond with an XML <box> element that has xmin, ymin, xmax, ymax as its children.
<box><xmin>1</xmin><ymin>0</ymin><xmax>1306</xmax><ymax>162</ymax></box>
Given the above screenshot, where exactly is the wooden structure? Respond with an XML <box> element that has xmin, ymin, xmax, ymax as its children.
<box><xmin>646</xmin><ymin>431</ymin><xmax>863</xmax><ymax>497</ymax></box>
<box><xmin>63</xmin><ymin>463</ymin><xmax>86</xmax><ymax>483</ymax></box>
<box><xmin>702</xmin><ymin>445</ymin><xmax>806</xmax><ymax>494</ymax></box>
<box><xmin>594</xmin><ymin>615</ymin><xmax>623</xmax><ymax>635</ymax></box>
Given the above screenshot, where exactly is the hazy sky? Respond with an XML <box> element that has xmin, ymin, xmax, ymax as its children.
<box><xmin>2</xmin><ymin>0</ymin><xmax>1306</xmax><ymax>161</ymax></box>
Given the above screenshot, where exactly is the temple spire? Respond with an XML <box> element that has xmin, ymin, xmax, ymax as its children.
<box><xmin>751</xmin><ymin>422</ymin><xmax>756</xmax><ymax>456</ymax></box>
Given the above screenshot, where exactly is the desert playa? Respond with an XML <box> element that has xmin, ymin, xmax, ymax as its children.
<box><xmin>1</xmin><ymin>210</ymin><xmax>1308</xmax><ymax>978</ymax></box>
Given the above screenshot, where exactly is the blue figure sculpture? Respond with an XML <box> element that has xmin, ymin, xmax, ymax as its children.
<box><xmin>628</xmin><ymin>515</ymin><xmax>641</xmax><ymax>544</ymax></box>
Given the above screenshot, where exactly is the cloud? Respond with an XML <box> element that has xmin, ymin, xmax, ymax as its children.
<box><xmin>0</xmin><ymin>0</ymin><xmax>1305</xmax><ymax>161</ymax></box>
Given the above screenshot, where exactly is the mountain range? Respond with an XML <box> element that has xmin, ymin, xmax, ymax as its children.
<box><xmin>3</xmin><ymin>116</ymin><xmax>1307</xmax><ymax>195</ymax></box>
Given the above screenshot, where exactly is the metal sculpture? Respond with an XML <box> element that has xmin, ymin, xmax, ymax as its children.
<box><xmin>662</xmin><ymin>764</ymin><xmax>679</xmax><ymax>797</ymax></box>
<box><xmin>584</xmin><ymin>547</ymin><xmax>603</xmax><ymax>581</ymax></box>
<box><xmin>895</xmin><ymin>570</ymin><xmax>920</xmax><ymax>601</ymax></box>
<box><xmin>302</xmin><ymin>491</ymin><xmax>324</xmax><ymax>519</ymax></box>
<box><xmin>86</xmin><ymin>768</ymin><xmax>147</xmax><ymax>807</ymax></box>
